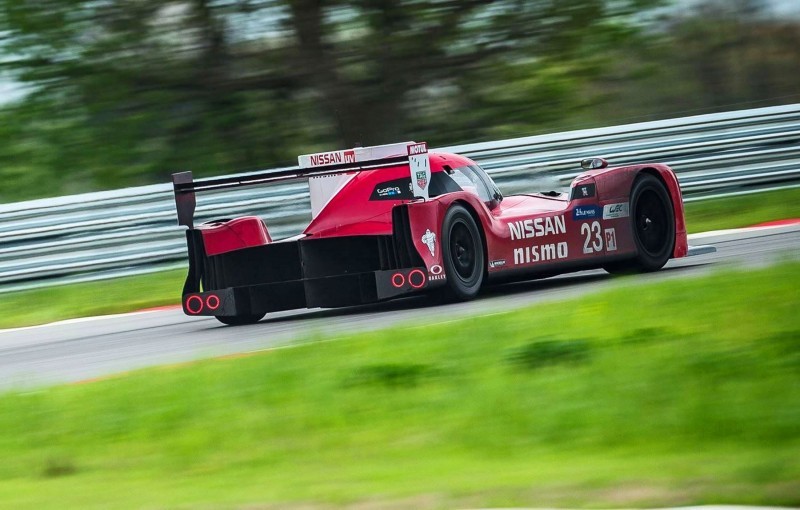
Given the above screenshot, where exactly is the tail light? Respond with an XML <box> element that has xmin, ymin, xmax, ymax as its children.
<box><xmin>408</xmin><ymin>269</ymin><xmax>426</xmax><ymax>289</ymax></box>
<box><xmin>185</xmin><ymin>295</ymin><xmax>204</xmax><ymax>314</ymax></box>
<box><xmin>391</xmin><ymin>273</ymin><xmax>405</xmax><ymax>288</ymax></box>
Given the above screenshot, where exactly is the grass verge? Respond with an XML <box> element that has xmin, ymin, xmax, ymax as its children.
<box><xmin>0</xmin><ymin>269</ymin><xmax>185</xmax><ymax>329</ymax></box>
<box><xmin>0</xmin><ymin>262</ymin><xmax>798</xmax><ymax>509</ymax></box>
<box><xmin>684</xmin><ymin>187</ymin><xmax>800</xmax><ymax>233</ymax></box>
<box><xmin>1</xmin><ymin>186</ymin><xmax>798</xmax><ymax>329</ymax></box>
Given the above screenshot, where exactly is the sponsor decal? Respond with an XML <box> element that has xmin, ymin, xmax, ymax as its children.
<box><xmin>407</xmin><ymin>142</ymin><xmax>428</xmax><ymax>155</ymax></box>
<box><xmin>570</xmin><ymin>183</ymin><xmax>597</xmax><ymax>200</ymax></box>
<box><xmin>369</xmin><ymin>178</ymin><xmax>414</xmax><ymax>201</ymax></box>
<box><xmin>416</xmin><ymin>170</ymin><xmax>428</xmax><ymax>190</ymax></box>
<box><xmin>570</xmin><ymin>183</ymin><xmax>596</xmax><ymax>200</ymax></box>
<box><xmin>513</xmin><ymin>242</ymin><xmax>568</xmax><ymax>265</ymax></box>
<box><xmin>603</xmin><ymin>202</ymin><xmax>629</xmax><ymax>219</ymax></box>
<box><xmin>489</xmin><ymin>259</ymin><xmax>506</xmax><ymax>268</ymax></box>
<box><xmin>421</xmin><ymin>229</ymin><xmax>436</xmax><ymax>257</ymax></box>
<box><xmin>308</xmin><ymin>150</ymin><xmax>355</xmax><ymax>167</ymax></box>
<box><xmin>377</xmin><ymin>186</ymin><xmax>401</xmax><ymax>197</ymax></box>
<box><xmin>409</xmin><ymin>145</ymin><xmax>431</xmax><ymax>199</ymax></box>
<box><xmin>604</xmin><ymin>228</ymin><xmax>617</xmax><ymax>252</ymax></box>
<box><xmin>572</xmin><ymin>206</ymin><xmax>601</xmax><ymax>221</ymax></box>
<box><xmin>508</xmin><ymin>215</ymin><xmax>566</xmax><ymax>241</ymax></box>
<box><xmin>429</xmin><ymin>264</ymin><xmax>445</xmax><ymax>280</ymax></box>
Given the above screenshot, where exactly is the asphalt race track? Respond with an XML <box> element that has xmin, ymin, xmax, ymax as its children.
<box><xmin>1</xmin><ymin>225</ymin><xmax>798</xmax><ymax>390</ymax></box>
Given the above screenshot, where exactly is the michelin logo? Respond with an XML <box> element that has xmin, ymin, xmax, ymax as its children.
<box><xmin>421</xmin><ymin>229</ymin><xmax>436</xmax><ymax>257</ymax></box>
<box><xmin>603</xmin><ymin>203</ymin><xmax>629</xmax><ymax>219</ymax></box>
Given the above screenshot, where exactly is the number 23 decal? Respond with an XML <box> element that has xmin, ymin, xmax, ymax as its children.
<box><xmin>581</xmin><ymin>221</ymin><xmax>603</xmax><ymax>254</ymax></box>
<box><xmin>582</xmin><ymin>222</ymin><xmax>618</xmax><ymax>254</ymax></box>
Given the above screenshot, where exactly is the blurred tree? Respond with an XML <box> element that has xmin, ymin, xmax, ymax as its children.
<box><xmin>590</xmin><ymin>0</ymin><xmax>800</xmax><ymax>121</ymax></box>
<box><xmin>4</xmin><ymin>0</ymin><xmax>796</xmax><ymax>202</ymax></box>
<box><xmin>673</xmin><ymin>0</ymin><xmax>800</xmax><ymax>108</ymax></box>
<box><xmin>0</xmin><ymin>0</ymin><xmax>309</xmax><ymax>195</ymax></box>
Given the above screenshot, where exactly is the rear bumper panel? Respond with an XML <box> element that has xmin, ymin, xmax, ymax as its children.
<box><xmin>181</xmin><ymin>207</ymin><xmax>434</xmax><ymax>318</ymax></box>
<box><xmin>182</xmin><ymin>267</ymin><xmax>430</xmax><ymax>317</ymax></box>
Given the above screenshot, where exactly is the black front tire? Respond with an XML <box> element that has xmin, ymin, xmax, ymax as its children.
<box><xmin>215</xmin><ymin>313</ymin><xmax>265</xmax><ymax>326</ymax></box>
<box><xmin>440</xmin><ymin>204</ymin><xmax>485</xmax><ymax>301</ymax></box>
<box><xmin>604</xmin><ymin>173</ymin><xmax>675</xmax><ymax>274</ymax></box>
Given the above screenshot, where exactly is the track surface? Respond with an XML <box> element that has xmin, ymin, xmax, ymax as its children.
<box><xmin>1</xmin><ymin>226</ymin><xmax>798</xmax><ymax>389</ymax></box>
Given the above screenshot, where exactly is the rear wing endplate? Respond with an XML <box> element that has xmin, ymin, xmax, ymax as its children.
<box><xmin>172</xmin><ymin>141</ymin><xmax>430</xmax><ymax>228</ymax></box>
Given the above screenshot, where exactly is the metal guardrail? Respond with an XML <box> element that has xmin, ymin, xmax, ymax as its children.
<box><xmin>1</xmin><ymin>104</ymin><xmax>799</xmax><ymax>292</ymax></box>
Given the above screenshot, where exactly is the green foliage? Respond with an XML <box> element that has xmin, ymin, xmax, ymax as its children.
<box><xmin>39</xmin><ymin>456</ymin><xmax>77</xmax><ymax>479</ymax></box>
<box><xmin>2</xmin><ymin>0</ymin><xmax>797</xmax><ymax>202</ymax></box>
<box><xmin>0</xmin><ymin>0</ymin><xmax>673</xmax><ymax>200</ymax></box>
<box><xmin>343</xmin><ymin>362</ymin><xmax>441</xmax><ymax>388</ymax></box>
<box><xmin>0</xmin><ymin>262</ymin><xmax>798</xmax><ymax>508</ymax></box>
<box><xmin>505</xmin><ymin>338</ymin><xmax>592</xmax><ymax>370</ymax></box>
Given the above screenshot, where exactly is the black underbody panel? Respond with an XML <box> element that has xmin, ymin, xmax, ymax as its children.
<box><xmin>182</xmin><ymin>225</ymin><xmax>426</xmax><ymax>316</ymax></box>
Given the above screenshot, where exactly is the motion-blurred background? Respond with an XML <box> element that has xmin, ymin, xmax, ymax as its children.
<box><xmin>1</xmin><ymin>0</ymin><xmax>799</xmax><ymax>202</ymax></box>
<box><xmin>0</xmin><ymin>3</ymin><xmax>799</xmax><ymax>508</ymax></box>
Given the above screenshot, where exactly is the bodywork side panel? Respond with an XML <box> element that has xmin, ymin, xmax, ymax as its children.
<box><xmin>586</xmin><ymin>163</ymin><xmax>687</xmax><ymax>259</ymax></box>
<box><xmin>403</xmin><ymin>199</ymin><xmax>448</xmax><ymax>287</ymax></box>
<box><xmin>481</xmin><ymin>177</ymin><xmax>637</xmax><ymax>279</ymax></box>
<box><xmin>471</xmin><ymin>164</ymin><xmax>686</xmax><ymax>281</ymax></box>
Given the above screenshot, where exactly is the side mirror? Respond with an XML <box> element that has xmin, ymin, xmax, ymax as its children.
<box><xmin>580</xmin><ymin>158</ymin><xmax>608</xmax><ymax>170</ymax></box>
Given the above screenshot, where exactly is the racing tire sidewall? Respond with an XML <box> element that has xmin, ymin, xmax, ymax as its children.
<box><xmin>441</xmin><ymin>204</ymin><xmax>485</xmax><ymax>300</ymax></box>
<box><xmin>629</xmin><ymin>173</ymin><xmax>675</xmax><ymax>272</ymax></box>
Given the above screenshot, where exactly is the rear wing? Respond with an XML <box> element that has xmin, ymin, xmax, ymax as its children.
<box><xmin>172</xmin><ymin>141</ymin><xmax>431</xmax><ymax>228</ymax></box>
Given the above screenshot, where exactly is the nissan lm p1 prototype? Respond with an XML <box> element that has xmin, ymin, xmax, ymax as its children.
<box><xmin>172</xmin><ymin>141</ymin><xmax>690</xmax><ymax>325</ymax></box>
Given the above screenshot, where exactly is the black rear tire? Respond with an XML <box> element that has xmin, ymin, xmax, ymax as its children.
<box><xmin>440</xmin><ymin>204</ymin><xmax>485</xmax><ymax>301</ymax></box>
<box><xmin>604</xmin><ymin>173</ymin><xmax>675</xmax><ymax>274</ymax></box>
<box><xmin>215</xmin><ymin>313</ymin><xmax>265</xmax><ymax>326</ymax></box>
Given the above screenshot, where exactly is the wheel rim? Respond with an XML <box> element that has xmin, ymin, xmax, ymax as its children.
<box><xmin>635</xmin><ymin>189</ymin><xmax>669</xmax><ymax>255</ymax></box>
<box><xmin>449</xmin><ymin>220</ymin><xmax>476</xmax><ymax>281</ymax></box>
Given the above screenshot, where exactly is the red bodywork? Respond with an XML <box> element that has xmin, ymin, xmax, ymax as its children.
<box><xmin>197</xmin><ymin>152</ymin><xmax>687</xmax><ymax>285</ymax></box>
<box><xmin>198</xmin><ymin>216</ymin><xmax>272</xmax><ymax>256</ymax></box>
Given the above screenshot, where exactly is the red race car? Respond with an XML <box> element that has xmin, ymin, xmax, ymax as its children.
<box><xmin>172</xmin><ymin>141</ymin><xmax>689</xmax><ymax>325</ymax></box>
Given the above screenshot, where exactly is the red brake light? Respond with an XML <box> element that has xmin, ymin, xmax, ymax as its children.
<box><xmin>408</xmin><ymin>269</ymin><xmax>426</xmax><ymax>288</ymax></box>
<box><xmin>391</xmin><ymin>273</ymin><xmax>405</xmax><ymax>288</ymax></box>
<box><xmin>206</xmin><ymin>294</ymin><xmax>220</xmax><ymax>310</ymax></box>
<box><xmin>186</xmin><ymin>295</ymin><xmax>203</xmax><ymax>314</ymax></box>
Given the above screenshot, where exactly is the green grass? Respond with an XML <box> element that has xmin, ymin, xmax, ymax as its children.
<box><xmin>0</xmin><ymin>269</ymin><xmax>185</xmax><ymax>329</ymax></box>
<box><xmin>684</xmin><ymin>187</ymin><xmax>800</xmax><ymax>233</ymax></box>
<box><xmin>0</xmin><ymin>263</ymin><xmax>798</xmax><ymax>509</ymax></box>
<box><xmin>1</xmin><ymin>186</ymin><xmax>798</xmax><ymax>330</ymax></box>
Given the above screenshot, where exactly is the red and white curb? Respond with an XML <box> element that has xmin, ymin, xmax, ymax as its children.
<box><xmin>0</xmin><ymin>308</ymin><xmax>181</xmax><ymax>334</ymax></box>
<box><xmin>686</xmin><ymin>220</ymin><xmax>800</xmax><ymax>256</ymax></box>
<box><xmin>688</xmin><ymin>219</ymin><xmax>800</xmax><ymax>243</ymax></box>
<box><xmin>465</xmin><ymin>507</ymin><xmax>795</xmax><ymax>510</ymax></box>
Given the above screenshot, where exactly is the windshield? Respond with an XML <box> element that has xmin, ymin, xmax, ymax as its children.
<box><xmin>370</xmin><ymin>164</ymin><xmax>500</xmax><ymax>204</ymax></box>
